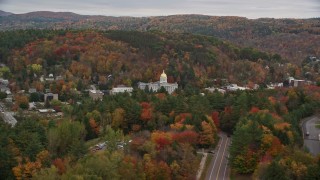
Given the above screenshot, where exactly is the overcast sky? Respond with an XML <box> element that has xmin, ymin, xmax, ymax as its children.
<box><xmin>1</xmin><ymin>0</ymin><xmax>319</xmax><ymax>18</ymax></box>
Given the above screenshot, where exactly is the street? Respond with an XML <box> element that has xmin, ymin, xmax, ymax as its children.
<box><xmin>302</xmin><ymin>115</ymin><xmax>320</xmax><ymax>156</ymax></box>
<box><xmin>205</xmin><ymin>133</ymin><xmax>230</xmax><ymax>180</ymax></box>
<box><xmin>1</xmin><ymin>111</ymin><xmax>17</xmax><ymax>127</ymax></box>
<box><xmin>0</xmin><ymin>102</ymin><xmax>17</xmax><ymax>127</ymax></box>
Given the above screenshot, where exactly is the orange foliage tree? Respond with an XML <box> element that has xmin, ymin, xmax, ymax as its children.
<box><xmin>211</xmin><ymin>111</ymin><xmax>220</xmax><ymax>130</ymax></box>
<box><xmin>172</xmin><ymin>130</ymin><xmax>199</xmax><ymax>145</ymax></box>
<box><xmin>140</xmin><ymin>102</ymin><xmax>152</xmax><ymax>121</ymax></box>
<box><xmin>199</xmin><ymin>119</ymin><xmax>217</xmax><ymax>147</ymax></box>
<box><xmin>151</xmin><ymin>131</ymin><xmax>173</xmax><ymax>150</ymax></box>
<box><xmin>89</xmin><ymin>118</ymin><xmax>100</xmax><ymax>136</ymax></box>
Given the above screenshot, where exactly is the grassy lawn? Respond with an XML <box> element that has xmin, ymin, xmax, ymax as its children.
<box><xmin>200</xmin><ymin>154</ymin><xmax>213</xmax><ymax>180</ymax></box>
<box><xmin>316</xmin><ymin>124</ymin><xmax>320</xmax><ymax>129</ymax></box>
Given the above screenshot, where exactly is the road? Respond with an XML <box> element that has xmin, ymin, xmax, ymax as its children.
<box><xmin>302</xmin><ymin>115</ymin><xmax>320</xmax><ymax>156</ymax></box>
<box><xmin>2</xmin><ymin>112</ymin><xmax>17</xmax><ymax>127</ymax></box>
<box><xmin>205</xmin><ymin>133</ymin><xmax>230</xmax><ymax>180</ymax></box>
<box><xmin>0</xmin><ymin>102</ymin><xmax>17</xmax><ymax>127</ymax></box>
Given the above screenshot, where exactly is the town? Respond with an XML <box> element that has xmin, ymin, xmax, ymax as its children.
<box><xmin>0</xmin><ymin>64</ymin><xmax>314</xmax><ymax>127</ymax></box>
<box><xmin>0</xmin><ymin>14</ymin><xmax>319</xmax><ymax>178</ymax></box>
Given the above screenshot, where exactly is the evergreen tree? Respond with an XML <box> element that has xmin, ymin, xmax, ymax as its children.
<box><xmin>263</xmin><ymin>161</ymin><xmax>289</xmax><ymax>180</ymax></box>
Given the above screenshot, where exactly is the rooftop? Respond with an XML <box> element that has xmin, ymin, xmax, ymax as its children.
<box><xmin>89</xmin><ymin>90</ymin><xmax>103</xmax><ymax>94</ymax></box>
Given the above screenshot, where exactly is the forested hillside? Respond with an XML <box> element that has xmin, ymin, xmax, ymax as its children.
<box><xmin>0</xmin><ymin>29</ymin><xmax>301</xmax><ymax>93</ymax></box>
<box><xmin>0</xmin><ymin>25</ymin><xmax>320</xmax><ymax>180</ymax></box>
<box><xmin>1</xmin><ymin>12</ymin><xmax>319</xmax><ymax>64</ymax></box>
<box><xmin>2</xmin><ymin>78</ymin><xmax>320</xmax><ymax>179</ymax></box>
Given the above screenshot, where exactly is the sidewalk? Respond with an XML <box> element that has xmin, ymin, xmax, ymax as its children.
<box><xmin>196</xmin><ymin>152</ymin><xmax>208</xmax><ymax>180</ymax></box>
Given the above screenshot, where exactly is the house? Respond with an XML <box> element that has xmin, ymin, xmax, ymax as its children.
<box><xmin>205</xmin><ymin>87</ymin><xmax>226</xmax><ymax>94</ymax></box>
<box><xmin>44</xmin><ymin>93</ymin><xmax>58</xmax><ymax>102</ymax></box>
<box><xmin>89</xmin><ymin>90</ymin><xmax>104</xmax><ymax>101</ymax></box>
<box><xmin>277</xmin><ymin>83</ymin><xmax>284</xmax><ymax>87</ymax></box>
<box><xmin>55</xmin><ymin>75</ymin><xmax>63</xmax><ymax>81</ymax></box>
<box><xmin>267</xmin><ymin>82</ymin><xmax>283</xmax><ymax>89</ymax></box>
<box><xmin>0</xmin><ymin>85</ymin><xmax>9</xmax><ymax>93</ymax></box>
<box><xmin>226</xmin><ymin>84</ymin><xmax>248</xmax><ymax>91</ymax></box>
<box><xmin>17</xmin><ymin>90</ymin><xmax>25</xmax><ymax>94</ymax></box>
<box><xmin>288</xmin><ymin>77</ymin><xmax>295</xmax><ymax>86</ymax></box>
<box><xmin>5</xmin><ymin>91</ymin><xmax>12</xmax><ymax>103</ymax></box>
<box><xmin>40</xmin><ymin>75</ymin><xmax>44</xmax><ymax>82</ymax></box>
<box><xmin>0</xmin><ymin>78</ymin><xmax>9</xmax><ymax>86</ymax></box>
<box><xmin>110</xmin><ymin>85</ymin><xmax>133</xmax><ymax>95</ymax></box>
<box><xmin>45</xmin><ymin>74</ymin><xmax>55</xmax><ymax>81</ymax></box>
<box><xmin>294</xmin><ymin>80</ymin><xmax>305</xmax><ymax>87</ymax></box>
<box><xmin>38</xmin><ymin>109</ymin><xmax>56</xmax><ymax>113</ymax></box>
<box><xmin>29</xmin><ymin>88</ymin><xmax>37</xmax><ymax>94</ymax></box>
<box><xmin>5</xmin><ymin>97</ymin><xmax>12</xmax><ymax>103</ymax></box>
<box><xmin>5</xmin><ymin>90</ymin><xmax>12</xmax><ymax>98</ymax></box>
<box><xmin>29</xmin><ymin>102</ymin><xmax>36</xmax><ymax>111</ymax></box>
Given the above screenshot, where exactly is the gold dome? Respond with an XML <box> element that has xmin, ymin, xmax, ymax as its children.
<box><xmin>160</xmin><ymin>70</ymin><xmax>167</xmax><ymax>78</ymax></box>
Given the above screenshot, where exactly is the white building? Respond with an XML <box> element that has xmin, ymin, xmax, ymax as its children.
<box><xmin>44</xmin><ymin>74</ymin><xmax>55</xmax><ymax>82</ymax></box>
<box><xmin>205</xmin><ymin>87</ymin><xmax>226</xmax><ymax>94</ymax></box>
<box><xmin>89</xmin><ymin>90</ymin><xmax>104</xmax><ymax>101</ymax></box>
<box><xmin>288</xmin><ymin>77</ymin><xmax>295</xmax><ymax>85</ymax></box>
<box><xmin>110</xmin><ymin>85</ymin><xmax>133</xmax><ymax>95</ymax></box>
<box><xmin>0</xmin><ymin>78</ymin><xmax>9</xmax><ymax>86</ymax></box>
<box><xmin>138</xmin><ymin>70</ymin><xmax>178</xmax><ymax>94</ymax></box>
<box><xmin>38</xmin><ymin>109</ymin><xmax>56</xmax><ymax>113</ymax></box>
<box><xmin>28</xmin><ymin>88</ymin><xmax>37</xmax><ymax>94</ymax></box>
<box><xmin>226</xmin><ymin>84</ymin><xmax>248</xmax><ymax>91</ymax></box>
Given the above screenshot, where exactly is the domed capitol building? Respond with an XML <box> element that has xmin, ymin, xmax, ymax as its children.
<box><xmin>138</xmin><ymin>70</ymin><xmax>178</xmax><ymax>94</ymax></box>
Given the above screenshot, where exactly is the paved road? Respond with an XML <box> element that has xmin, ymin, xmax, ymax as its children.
<box><xmin>302</xmin><ymin>115</ymin><xmax>320</xmax><ymax>156</ymax></box>
<box><xmin>0</xmin><ymin>102</ymin><xmax>17</xmax><ymax>127</ymax></box>
<box><xmin>1</xmin><ymin>111</ymin><xmax>17</xmax><ymax>127</ymax></box>
<box><xmin>205</xmin><ymin>133</ymin><xmax>230</xmax><ymax>180</ymax></box>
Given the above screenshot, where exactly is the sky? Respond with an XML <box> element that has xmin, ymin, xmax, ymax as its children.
<box><xmin>1</xmin><ymin>0</ymin><xmax>319</xmax><ymax>19</ymax></box>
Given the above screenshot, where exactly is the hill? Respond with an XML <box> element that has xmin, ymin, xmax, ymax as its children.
<box><xmin>0</xmin><ymin>11</ymin><xmax>319</xmax><ymax>64</ymax></box>
<box><xmin>0</xmin><ymin>10</ymin><xmax>13</xmax><ymax>16</ymax></box>
<box><xmin>1</xmin><ymin>26</ymin><xmax>320</xmax><ymax>180</ymax></box>
<box><xmin>1</xmin><ymin>30</ymin><xmax>289</xmax><ymax>91</ymax></box>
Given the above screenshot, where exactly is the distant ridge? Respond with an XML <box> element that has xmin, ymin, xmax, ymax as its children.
<box><xmin>22</xmin><ymin>11</ymin><xmax>84</xmax><ymax>19</ymax></box>
<box><xmin>0</xmin><ymin>10</ymin><xmax>13</xmax><ymax>16</ymax></box>
<box><xmin>6</xmin><ymin>11</ymin><xmax>90</xmax><ymax>21</ymax></box>
<box><xmin>0</xmin><ymin>10</ymin><xmax>318</xmax><ymax>65</ymax></box>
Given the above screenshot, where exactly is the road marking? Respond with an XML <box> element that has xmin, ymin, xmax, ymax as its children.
<box><xmin>209</xmin><ymin>135</ymin><xmax>224</xmax><ymax>180</ymax></box>
<box><xmin>215</xmin><ymin>137</ymin><xmax>229</xmax><ymax>180</ymax></box>
<box><xmin>222</xmin><ymin>151</ymin><xmax>229</xmax><ymax>180</ymax></box>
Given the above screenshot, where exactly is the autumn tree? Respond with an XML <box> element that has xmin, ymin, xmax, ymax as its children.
<box><xmin>198</xmin><ymin>116</ymin><xmax>217</xmax><ymax>147</ymax></box>
<box><xmin>151</xmin><ymin>131</ymin><xmax>173</xmax><ymax>150</ymax></box>
<box><xmin>140</xmin><ymin>102</ymin><xmax>152</xmax><ymax>122</ymax></box>
<box><xmin>89</xmin><ymin>118</ymin><xmax>100</xmax><ymax>136</ymax></box>
<box><xmin>13</xmin><ymin>119</ymin><xmax>47</xmax><ymax>161</ymax></box>
<box><xmin>12</xmin><ymin>150</ymin><xmax>50</xmax><ymax>179</ymax></box>
<box><xmin>172</xmin><ymin>130</ymin><xmax>198</xmax><ymax>145</ymax></box>
<box><xmin>48</xmin><ymin>120</ymin><xmax>86</xmax><ymax>157</ymax></box>
<box><xmin>0</xmin><ymin>121</ymin><xmax>16</xmax><ymax>179</ymax></box>
<box><xmin>0</xmin><ymin>66</ymin><xmax>12</xmax><ymax>79</ymax></box>
<box><xmin>112</xmin><ymin>108</ymin><xmax>125</xmax><ymax>129</ymax></box>
<box><xmin>15</xmin><ymin>95</ymin><xmax>29</xmax><ymax>109</ymax></box>
<box><xmin>262</xmin><ymin>161</ymin><xmax>289</xmax><ymax>180</ymax></box>
<box><xmin>212</xmin><ymin>111</ymin><xmax>220</xmax><ymax>130</ymax></box>
<box><xmin>33</xmin><ymin>166</ymin><xmax>60</xmax><ymax>180</ymax></box>
<box><xmin>230</xmin><ymin>118</ymin><xmax>263</xmax><ymax>174</ymax></box>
